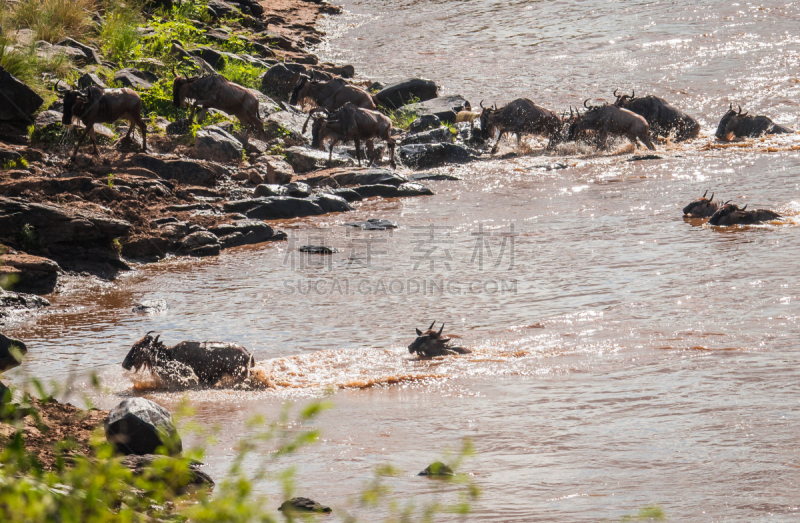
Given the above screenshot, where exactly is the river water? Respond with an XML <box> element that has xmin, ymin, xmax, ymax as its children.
<box><xmin>6</xmin><ymin>0</ymin><xmax>800</xmax><ymax>520</ymax></box>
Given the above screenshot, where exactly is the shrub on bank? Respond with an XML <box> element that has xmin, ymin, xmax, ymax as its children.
<box><xmin>8</xmin><ymin>0</ymin><xmax>97</xmax><ymax>43</ymax></box>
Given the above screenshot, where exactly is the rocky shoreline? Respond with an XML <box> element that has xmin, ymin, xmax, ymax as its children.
<box><xmin>0</xmin><ymin>0</ymin><xmax>490</xmax><ymax>325</ymax></box>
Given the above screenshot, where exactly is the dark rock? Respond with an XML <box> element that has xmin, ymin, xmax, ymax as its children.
<box><xmin>266</xmin><ymin>109</ymin><xmax>310</xmax><ymax>140</ymax></box>
<box><xmin>410</xmin><ymin>172</ymin><xmax>462</xmax><ymax>181</ymax></box>
<box><xmin>166</xmin><ymin>203</ymin><xmax>213</xmax><ymax>212</ymax></box>
<box><xmin>78</xmin><ymin>72</ymin><xmax>108</xmax><ymax>90</ymax></box>
<box><xmin>401</xmin><ymin>127</ymin><xmax>456</xmax><ymax>146</ymax></box>
<box><xmin>189</xmin><ymin>46</ymin><xmax>247</xmax><ymax>70</ymax></box>
<box><xmin>105</xmin><ymin>398</ymin><xmax>182</xmax><ymax>456</ymax></box>
<box><xmin>376</xmin><ymin>78</ymin><xmax>438</xmax><ymax>109</ymax></box>
<box><xmin>152</xmin><ymin>217</ymin><xmax>179</xmax><ymax>225</ymax></box>
<box><xmin>132</xmin><ymin>299</ymin><xmax>169</xmax><ymax>314</ymax></box>
<box><xmin>299</xmin><ymin>245</ymin><xmax>337</xmax><ymax>255</ymax></box>
<box><xmin>125</xmin><ymin>155</ymin><xmax>221</xmax><ymax>186</ymax></box>
<box><xmin>254</xmin><ymin>184</ymin><xmax>289</xmax><ymax>197</ymax></box>
<box><xmin>56</xmin><ymin>37</ymin><xmax>102</xmax><ymax>65</ymax></box>
<box><xmin>120</xmin><ymin>237</ymin><xmax>172</xmax><ymax>259</ymax></box>
<box><xmin>113</xmin><ymin>68</ymin><xmax>157</xmax><ymax>90</ymax></box>
<box><xmin>397</xmin><ymin>143</ymin><xmax>478</xmax><ymax>169</ymax></box>
<box><xmin>328</xmin><ymin>167</ymin><xmax>408</xmax><ymax>187</ymax></box>
<box><xmin>0</xmin><ymin>253</ymin><xmax>60</xmax><ymax>294</ymax></box>
<box><xmin>260</xmin><ymin>63</ymin><xmax>307</xmax><ymax>99</ymax></box>
<box><xmin>209</xmin><ymin>220</ymin><xmax>273</xmax><ymax>246</ymax></box>
<box><xmin>418</xmin><ymin>461</ymin><xmax>454</xmax><ymax>477</ymax></box>
<box><xmin>311</xmin><ymin>193</ymin><xmax>353</xmax><ymax>213</ymax></box>
<box><xmin>0</xmin><ymin>333</ymin><xmax>27</xmax><ymax>372</ymax></box>
<box><xmin>368</xmin><ymin>81</ymin><xmax>385</xmax><ymax>92</ymax></box>
<box><xmin>166</xmin><ymin>118</ymin><xmax>191</xmax><ymax>135</ymax></box>
<box><xmin>326</xmin><ymin>64</ymin><xmax>355</xmax><ymax>78</ymax></box>
<box><xmin>194</xmin><ymin>126</ymin><xmax>243</xmax><ymax>163</ymax></box>
<box><xmin>122</xmin><ymin>453</ymin><xmax>214</xmax><ymax>492</ymax></box>
<box><xmin>354</xmin><ymin>182</ymin><xmax>433</xmax><ymax>198</ymax></box>
<box><xmin>285</xmin><ymin>181</ymin><xmax>311</xmax><ymax>197</ymax></box>
<box><xmin>284</xmin><ymin>146</ymin><xmax>354</xmax><ymax>174</ymax></box>
<box><xmin>344</xmin><ymin>219</ymin><xmax>398</xmax><ymax>230</ymax></box>
<box><xmin>628</xmin><ymin>154</ymin><xmax>663</xmax><ymax>162</ymax></box>
<box><xmin>224</xmin><ymin>197</ymin><xmax>324</xmax><ymax>219</ymax></box>
<box><xmin>249</xmin><ymin>41</ymin><xmax>275</xmax><ymax>58</ymax></box>
<box><xmin>330</xmin><ymin>188</ymin><xmax>362</xmax><ymax>202</ymax></box>
<box><xmin>178</xmin><ymin>231</ymin><xmax>220</xmax><ymax>257</ymax></box>
<box><xmin>400</xmin><ymin>95</ymin><xmax>468</xmax><ymax>124</ymax></box>
<box><xmin>206</xmin><ymin>0</ymin><xmax>239</xmax><ymax>18</ymax></box>
<box><xmin>0</xmin><ymin>197</ymin><xmax>130</xmax><ymax>247</ymax></box>
<box><xmin>279</xmin><ymin>497</ymin><xmax>331</xmax><ymax>513</ymax></box>
<box><xmin>409</xmin><ymin>114</ymin><xmax>441</xmax><ymax>134</ymax></box>
<box><xmin>0</xmin><ymin>65</ymin><xmax>43</xmax><ymax>121</ymax></box>
<box><xmin>0</xmin><ymin>149</ymin><xmax>23</xmax><ymax>165</ymax></box>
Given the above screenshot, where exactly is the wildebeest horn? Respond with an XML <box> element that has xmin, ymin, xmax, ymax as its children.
<box><xmin>584</xmin><ymin>99</ymin><xmax>591</xmax><ymax>108</ymax></box>
<box><xmin>741</xmin><ymin>204</ymin><xmax>747</xmax><ymax>211</ymax></box>
<box><xmin>738</xmin><ymin>105</ymin><xmax>742</xmax><ymax>115</ymax></box>
<box><xmin>493</xmin><ymin>103</ymin><xmax>497</xmax><ymax>110</ymax></box>
<box><xmin>480</xmin><ymin>100</ymin><xmax>485</xmax><ymax>109</ymax></box>
<box><xmin>709</xmin><ymin>193</ymin><xmax>714</xmax><ymax>202</ymax></box>
<box><xmin>416</xmin><ymin>328</ymin><xmax>423</xmax><ymax>336</ymax></box>
<box><xmin>729</xmin><ymin>103</ymin><xmax>733</xmax><ymax>110</ymax></box>
<box><xmin>145</xmin><ymin>330</ymin><xmax>156</xmax><ymax>337</ymax></box>
<box><xmin>702</xmin><ymin>190</ymin><xmax>708</xmax><ymax>198</ymax></box>
<box><xmin>631</xmin><ymin>90</ymin><xmax>635</xmax><ymax>99</ymax></box>
<box><xmin>614</xmin><ymin>89</ymin><xmax>619</xmax><ymax>98</ymax></box>
<box><xmin>172</xmin><ymin>66</ymin><xmax>178</xmax><ymax>78</ymax></box>
<box><xmin>741</xmin><ymin>111</ymin><xmax>748</xmax><ymax>117</ymax></box>
<box><xmin>724</xmin><ymin>200</ymin><xmax>731</xmax><ymax>205</ymax></box>
<box><xmin>154</xmin><ymin>335</ymin><xmax>160</xmax><ymax>344</ymax></box>
<box><xmin>438</xmin><ymin>323</ymin><xmax>444</xmax><ymax>336</ymax></box>
<box><xmin>428</xmin><ymin>320</ymin><xmax>436</xmax><ymax>330</ymax></box>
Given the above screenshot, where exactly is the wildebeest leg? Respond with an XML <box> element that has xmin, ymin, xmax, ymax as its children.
<box><xmin>365</xmin><ymin>139</ymin><xmax>377</xmax><ymax>167</ymax></box>
<box><xmin>327</xmin><ymin>138</ymin><xmax>339</xmax><ymax>164</ymax></box>
<box><xmin>71</xmin><ymin>126</ymin><xmax>92</xmax><ymax>159</ymax></box>
<box><xmin>89</xmin><ymin>127</ymin><xmax>99</xmax><ymax>155</ymax></box>
<box><xmin>197</xmin><ymin>107</ymin><xmax>208</xmax><ymax>124</ymax></box>
<box><xmin>491</xmin><ymin>131</ymin><xmax>506</xmax><ymax>154</ymax></box>
<box><xmin>187</xmin><ymin>101</ymin><xmax>199</xmax><ymax>123</ymax></box>
<box><xmin>598</xmin><ymin>131</ymin><xmax>609</xmax><ymax>150</ymax></box>
<box><xmin>130</xmin><ymin>115</ymin><xmax>148</xmax><ymax>152</ymax></box>
<box><xmin>388</xmin><ymin>137</ymin><xmax>397</xmax><ymax>169</ymax></box>
<box><xmin>354</xmin><ymin>137</ymin><xmax>362</xmax><ymax>167</ymax></box>
<box><xmin>641</xmin><ymin>134</ymin><xmax>656</xmax><ymax>150</ymax></box>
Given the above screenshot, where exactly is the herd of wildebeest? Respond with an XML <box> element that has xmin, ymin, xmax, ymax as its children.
<box><xmin>74</xmin><ymin>72</ymin><xmax>787</xmax><ymax>385</ymax></box>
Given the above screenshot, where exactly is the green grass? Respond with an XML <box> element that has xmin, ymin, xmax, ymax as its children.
<box><xmin>0</xmin><ymin>158</ymin><xmax>28</xmax><ymax>170</ymax></box>
<box><xmin>220</xmin><ymin>58</ymin><xmax>265</xmax><ymax>89</ymax></box>
<box><xmin>384</xmin><ymin>95</ymin><xmax>421</xmax><ymax>130</ymax></box>
<box><xmin>0</xmin><ymin>36</ymin><xmax>74</xmax><ymax>102</ymax></box>
<box><xmin>15</xmin><ymin>224</ymin><xmax>37</xmax><ymax>251</ymax></box>
<box><xmin>98</xmin><ymin>1</ymin><xmax>144</xmax><ymax>64</ymax></box>
<box><xmin>8</xmin><ymin>0</ymin><xmax>97</xmax><ymax>43</ymax></box>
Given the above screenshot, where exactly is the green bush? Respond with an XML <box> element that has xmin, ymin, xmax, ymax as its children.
<box><xmin>220</xmin><ymin>59</ymin><xmax>265</xmax><ymax>90</ymax></box>
<box><xmin>0</xmin><ymin>36</ymin><xmax>74</xmax><ymax>101</ymax></box>
<box><xmin>140</xmin><ymin>78</ymin><xmax>186</xmax><ymax>120</ymax></box>
<box><xmin>8</xmin><ymin>0</ymin><xmax>97</xmax><ymax>43</ymax></box>
<box><xmin>99</xmin><ymin>1</ymin><xmax>144</xmax><ymax>64</ymax></box>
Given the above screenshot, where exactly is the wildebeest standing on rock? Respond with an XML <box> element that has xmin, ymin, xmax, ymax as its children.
<box><xmin>172</xmin><ymin>72</ymin><xmax>264</xmax><ymax>135</ymax></box>
<box><xmin>708</xmin><ymin>202</ymin><xmax>781</xmax><ymax>226</ymax></box>
<box><xmin>613</xmin><ymin>90</ymin><xmax>700</xmax><ymax>141</ymax></box>
<box><xmin>683</xmin><ymin>191</ymin><xmax>721</xmax><ymax>218</ymax></box>
<box><xmin>290</xmin><ymin>74</ymin><xmax>377</xmax><ymax>112</ymax></box>
<box><xmin>122</xmin><ymin>332</ymin><xmax>255</xmax><ymax>387</ymax></box>
<box><xmin>61</xmin><ymin>84</ymin><xmax>147</xmax><ymax>160</ymax></box>
<box><xmin>568</xmin><ymin>101</ymin><xmax>656</xmax><ymax>151</ymax></box>
<box><xmin>307</xmin><ymin>102</ymin><xmax>397</xmax><ymax>168</ymax></box>
<box><xmin>408</xmin><ymin>321</ymin><xmax>471</xmax><ymax>358</ymax></box>
<box><xmin>479</xmin><ymin>98</ymin><xmax>564</xmax><ymax>153</ymax></box>
<box><xmin>715</xmin><ymin>104</ymin><xmax>793</xmax><ymax>141</ymax></box>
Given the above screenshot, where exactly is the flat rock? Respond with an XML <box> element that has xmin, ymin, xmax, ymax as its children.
<box><xmin>209</xmin><ymin>219</ymin><xmax>273</xmax><ymax>246</ymax></box>
<box><xmin>344</xmin><ymin>219</ymin><xmax>398</xmax><ymax>230</ymax></box>
<box><xmin>0</xmin><ymin>333</ymin><xmax>27</xmax><ymax>372</ymax></box>
<box><xmin>56</xmin><ymin>37</ymin><xmax>102</xmax><ymax>65</ymax></box>
<box><xmin>299</xmin><ymin>245</ymin><xmax>337</xmax><ymax>255</ymax></box>
<box><xmin>284</xmin><ymin>146</ymin><xmax>354</xmax><ymax>174</ymax></box>
<box><xmin>0</xmin><ymin>65</ymin><xmax>44</xmax><ymax>121</ymax></box>
<box><xmin>311</xmin><ymin>193</ymin><xmax>354</xmax><ymax>213</ymax></box>
<box><xmin>329</xmin><ymin>187</ymin><xmax>362</xmax><ymax>202</ymax></box>
<box><xmin>376</xmin><ymin>78</ymin><xmax>438</xmax><ymax>109</ymax></box>
<box><xmin>105</xmin><ymin>398</ymin><xmax>182</xmax><ymax>456</ymax></box>
<box><xmin>113</xmin><ymin>68</ymin><xmax>156</xmax><ymax>90</ymax></box>
<box><xmin>327</xmin><ymin>167</ymin><xmax>409</xmax><ymax>187</ymax></box>
<box><xmin>397</xmin><ymin>143</ymin><xmax>479</xmax><ymax>169</ymax></box>
<box><xmin>400</xmin><ymin>127</ymin><xmax>457</xmax><ymax>145</ymax></box>
<box><xmin>410</xmin><ymin>172</ymin><xmax>462</xmax><ymax>181</ymax></box>
<box><xmin>178</xmin><ymin>231</ymin><xmax>220</xmax><ymax>257</ymax></box>
<box><xmin>354</xmin><ymin>182</ymin><xmax>433</xmax><ymax>198</ymax></box>
<box><xmin>194</xmin><ymin>125</ymin><xmax>243</xmax><ymax>163</ymax></box>
<box><xmin>125</xmin><ymin>155</ymin><xmax>222</xmax><ymax>186</ymax></box>
<box><xmin>401</xmin><ymin>95</ymin><xmax>469</xmax><ymax>124</ymax></box>
<box><xmin>223</xmin><ymin>196</ymin><xmax>325</xmax><ymax>220</ymax></box>
<box><xmin>254</xmin><ymin>184</ymin><xmax>288</xmax><ymax>197</ymax></box>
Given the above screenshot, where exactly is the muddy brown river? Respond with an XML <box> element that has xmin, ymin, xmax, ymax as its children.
<box><xmin>6</xmin><ymin>0</ymin><xmax>800</xmax><ymax>520</ymax></box>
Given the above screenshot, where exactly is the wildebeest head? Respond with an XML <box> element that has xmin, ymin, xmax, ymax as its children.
<box><xmin>707</xmin><ymin>201</ymin><xmax>740</xmax><ymax>225</ymax></box>
<box><xmin>172</xmin><ymin>69</ymin><xmax>200</xmax><ymax>108</ymax></box>
<box><xmin>683</xmin><ymin>190</ymin><xmax>719</xmax><ymax>217</ymax></box>
<box><xmin>408</xmin><ymin>321</ymin><xmax>450</xmax><ymax>355</ymax></box>
<box><xmin>716</xmin><ymin>104</ymin><xmax>745</xmax><ymax>140</ymax></box>
<box><xmin>305</xmin><ymin>107</ymin><xmax>330</xmax><ymax>147</ymax></box>
<box><xmin>122</xmin><ymin>332</ymin><xmax>165</xmax><ymax>372</ymax></box>
<box><xmin>478</xmin><ymin>100</ymin><xmax>497</xmax><ymax>138</ymax></box>
<box><xmin>613</xmin><ymin>89</ymin><xmax>635</xmax><ymax>107</ymax></box>
<box><xmin>289</xmin><ymin>75</ymin><xmax>310</xmax><ymax>106</ymax></box>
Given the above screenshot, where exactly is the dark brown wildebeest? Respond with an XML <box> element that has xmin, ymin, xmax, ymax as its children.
<box><xmin>568</xmin><ymin>100</ymin><xmax>656</xmax><ymax>150</ymax></box>
<box><xmin>289</xmin><ymin>74</ymin><xmax>376</xmax><ymax>112</ymax></box>
<box><xmin>683</xmin><ymin>191</ymin><xmax>721</xmax><ymax>218</ymax></box>
<box><xmin>61</xmin><ymin>84</ymin><xmax>147</xmax><ymax>160</ymax></box>
<box><xmin>172</xmin><ymin>72</ymin><xmax>264</xmax><ymax>134</ymax></box>
<box><xmin>408</xmin><ymin>321</ymin><xmax>471</xmax><ymax>358</ymax></box>
<box><xmin>613</xmin><ymin>90</ymin><xmax>700</xmax><ymax>141</ymax></box>
<box><xmin>479</xmin><ymin>98</ymin><xmax>564</xmax><ymax>153</ymax></box>
<box><xmin>122</xmin><ymin>332</ymin><xmax>254</xmax><ymax>387</ymax></box>
<box><xmin>708</xmin><ymin>202</ymin><xmax>781</xmax><ymax>226</ymax></box>
<box><xmin>307</xmin><ymin>102</ymin><xmax>397</xmax><ymax>168</ymax></box>
<box><xmin>715</xmin><ymin>104</ymin><xmax>793</xmax><ymax>141</ymax></box>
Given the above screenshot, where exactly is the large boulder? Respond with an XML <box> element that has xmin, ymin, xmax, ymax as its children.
<box><xmin>113</xmin><ymin>68</ymin><xmax>157</xmax><ymax>90</ymax></box>
<box><xmin>284</xmin><ymin>146</ymin><xmax>354</xmax><ymax>174</ymax></box>
<box><xmin>255</xmin><ymin>155</ymin><xmax>294</xmax><ymax>184</ymax></box>
<box><xmin>178</xmin><ymin>231</ymin><xmax>220</xmax><ymax>257</ymax></box>
<box><xmin>400</xmin><ymin>127</ymin><xmax>456</xmax><ymax>146</ymax></box>
<box><xmin>397</xmin><ymin>143</ymin><xmax>478</xmax><ymax>169</ymax></box>
<box><xmin>400</xmin><ymin>95</ymin><xmax>469</xmax><ymax>124</ymax></box>
<box><xmin>33</xmin><ymin>110</ymin><xmax>63</xmax><ymax>131</ymax></box>
<box><xmin>78</xmin><ymin>72</ymin><xmax>108</xmax><ymax>90</ymax></box>
<box><xmin>207</xmin><ymin>0</ymin><xmax>240</xmax><ymax>18</ymax></box>
<box><xmin>327</xmin><ymin>167</ymin><xmax>409</xmax><ymax>187</ymax></box>
<box><xmin>0</xmin><ymin>333</ymin><xmax>27</xmax><ymax>372</ymax></box>
<box><xmin>0</xmin><ymin>65</ymin><xmax>43</xmax><ymax>121</ymax></box>
<box><xmin>194</xmin><ymin>126</ymin><xmax>243</xmax><ymax>163</ymax></box>
<box><xmin>0</xmin><ymin>197</ymin><xmax>131</xmax><ymax>247</ymax></box>
<box><xmin>223</xmin><ymin>197</ymin><xmax>325</xmax><ymax>219</ymax></box>
<box><xmin>375</xmin><ymin>78</ymin><xmax>438</xmax><ymax>109</ymax></box>
<box><xmin>209</xmin><ymin>219</ymin><xmax>274</xmax><ymax>247</ymax></box>
<box><xmin>121</xmin><ymin>454</ymin><xmax>214</xmax><ymax>493</ymax></box>
<box><xmin>124</xmin><ymin>155</ymin><xmax>222</xmax><ymax>186</ymax></box>
<box><xmin>105</xmin><ymin>398</ymin><xmax>182</xmax><ymax>456</ymax></box>
<box><xmin>56</xmin><ymin>37</ymin><xmax>102</xmax><ymax>65</ymax></box>
<box><xmin>354</xmin><ymin>182</ymin><xmax>434</xmax><ymax>199</ymax></box>
<box><xmin>0</xmin><ymin>253</ymin><xmax>60</xmax><ymax>294</ymax></box>
<box><xmin>260</xmin><ymin>63</ymin><xmax>307</xmax><ymax>99</ymax></box>
<box><xmin>311</xmin><ymin>193</ymin><xmax>354</xmax><ymax>213</ymax></box>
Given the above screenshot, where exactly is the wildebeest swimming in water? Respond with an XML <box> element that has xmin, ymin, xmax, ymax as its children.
<box><xmin>568</xmin><ymin>100</ymin><xmax>656</xmax><ymax>151</ymax></box>
<box><xmin>683</xmin><ymin>191</ymin><xmax>721</xmax><ymax>218</ymax></box>
<box><xmin>478</xmin><ymin>98</ymin><xmax>565</xmax><ymax>154</ymax></box>
<box><xmin>613</xmin><ymin>90</ymin><xmax>700</xmax><ymax>141</ymax></box>
<box><xmin>708</xmin><ymin>202</ymin><xmax>782</xmax><ymax>226</ymax></box>
<box><xmin>715</xmin><ymin>104</ymin><xmax>793</xmax><ymax>141</ymax></box>
<box><xmin>122</xmin><ymin>332</ymin><xmax>254</xmax><ymax>388</ymax></box>
<box><xmin>408</xmin><ymin>321</ymin><xmax>471</xmax><ymax>358</ymax></box>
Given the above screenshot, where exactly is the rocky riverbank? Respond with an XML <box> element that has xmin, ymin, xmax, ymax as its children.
<box><xmin>0</xmin><ymin>0</ymin><xmax>493</xmax><ymax>324</ymax></box>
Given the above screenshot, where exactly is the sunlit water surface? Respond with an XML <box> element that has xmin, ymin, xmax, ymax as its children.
<box><xmin>7</xmin><ymin>0</ymin><xmax>800</xmax><ymax>520</ymax></box>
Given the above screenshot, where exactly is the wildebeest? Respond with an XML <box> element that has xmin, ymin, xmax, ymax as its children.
<box><xmin>683</xmin><ymin>191</ymin><xmax>721</xmax><ymax>218</ymax></box>
<box><xmin>715</xmin><ymin>104</ymin><xmax>793</xmax><ymax>141</ymax></box>
<box><xmin>307</xmin><ymin>102</ymin><xmax>397</xmax><ymax>168</ymax></box>
<box><xmin>61</xmin><ymin>84</ymin><xmax>147</xmax><ymax>160</ymax></box>
<box><xmin>479</xmin><ymin>98</ymin><xmax>564</xmax><ymax>153</ymax></box>
<box><xmin>408</xmin><ymin>321</ymin><xmax>471</xmax><ymax>358</ymax></box>
<box><xmin>289</xmin><ymin>74</ymin><xmax>376</xmax><ymax>112</ymax></box>
<box><xmin>122</xmin><ymin>332</ymin><xmax>254</xmax><ymax>387</ymax></box>
<box><xmin>568</xmin><ymin>100</ymin><xmax>656</xmax><ymax>150</ymax></box>
<box><xmin>172</xmin><ymin>72</ymin><xmax>264</xmax><ymax>134</ymax></box>
<box><xmin>708</xmin><ymin>202</ymin><xmax>781</xmax><ymax>226</ymax></box>
<box><xmin>613</xmin><ymin>90</ymin><xmax>700</xmax><ymax>141</ymax></box>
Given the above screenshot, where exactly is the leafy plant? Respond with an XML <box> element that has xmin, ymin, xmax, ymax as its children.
<box><xmin>220</xmin><ymin>58</ymin><xmax>265</xmax><ymax>90</ymax></box>
<box><xmin>106</xmin><ymin>173</ymin><xmax>114</xmax><ymax>188</ymax></box>
<box><xmin>384</xmin><ymin>95</ymin><xmax>421</xmax><ymax>130</ymax></box>
<box><xmin>99</xmin><ymin>0</ymin><xmax>144</xmax><ymax>64</ymax></box>
<box><xmin>0</xmin><ymin>158</ymin><xmax>28</xmax><ymax>170</ymax></box>
<box><xmin>16</xmin><ymin>223</ymin><xmax>36</xmax><ymax>251</ymax></box>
